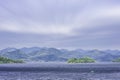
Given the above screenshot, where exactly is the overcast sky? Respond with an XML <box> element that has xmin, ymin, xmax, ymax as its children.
<box><xmin>0</xmin><ymin>0</ymin><xmax>120</xmax><ymax>50</ymax></box>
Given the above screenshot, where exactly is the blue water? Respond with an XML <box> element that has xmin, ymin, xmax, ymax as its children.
<box><xmin>0</xmin><ymin>63</ymin><xmax>120</xmax><ymax>80</ymax></box>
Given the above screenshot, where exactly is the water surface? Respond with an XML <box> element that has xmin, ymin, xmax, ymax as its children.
<box><xmin>0</xmin><ymin>63</ymin><xmax>120</xmax><ymax>80</ymax></box>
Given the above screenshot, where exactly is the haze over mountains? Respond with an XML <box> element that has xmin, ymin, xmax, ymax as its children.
<box><xmin>0</xmin><ymin>47</ymin><xmax>120</xmax><ymax>62</ymax></box>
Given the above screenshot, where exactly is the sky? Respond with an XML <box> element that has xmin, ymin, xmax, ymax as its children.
<box><xmin>0</xmin><ymin>0</ymin><xmax>120</xmax><ymax>50</ymax></box>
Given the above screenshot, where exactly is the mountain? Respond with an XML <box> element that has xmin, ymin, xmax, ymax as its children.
<box><xmin>0</xmin><ymin>47</ymin><xmax>120</xmax><ymax>62</ymax></box>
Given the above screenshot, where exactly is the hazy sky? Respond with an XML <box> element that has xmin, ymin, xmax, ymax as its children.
<box><xmin>0</xmin><ymin>0</ymin><xmax>120</xmax><ymax>50</ymax></box>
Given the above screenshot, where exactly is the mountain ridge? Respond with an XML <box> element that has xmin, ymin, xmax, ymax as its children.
<box><xmin>0</xmin><ymin>47</ymin><xmax>120</xmax><ymax>62</ymax></box>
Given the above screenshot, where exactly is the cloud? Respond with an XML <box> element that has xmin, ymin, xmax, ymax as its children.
<box><xmin>0</xmin><ymin>0</ymin><xmax>120</xmax><ymax>36</ymax></box>
<box><xmin>0</xmin><ymin>21</ymin><xmax>73</xmax><ymax>35</ymax></box>
<box><xmin>0</xmin><ymin>0</ymin><xmax>120</xmax><ymax>49</ymax></box>
<box><xmin>0</xmin><ymin>0</ymin><xmax>120</xmax><ymax>32</ymax></box>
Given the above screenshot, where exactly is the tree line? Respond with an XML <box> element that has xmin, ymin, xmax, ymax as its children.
<box><xmin>0</xmin><ymin>56</ymin><xmax>24</xmax><ymax>64</ymax></box>
<box><xmin>67</xmin><ymin>57</ymin><xmax>120</xmax><ymax>63</ymax></box>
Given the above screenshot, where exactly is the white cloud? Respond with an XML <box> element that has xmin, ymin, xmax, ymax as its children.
<box><xmin>0</xmin><ymin>21</ymin><xmax>74</xmax><ymax>35</ymax></box>
<box><xmin>0</xmin><ymin>0</ymin><xmax>120</xmax><ymax>49</ymax></box>
<box><xmin>0</xmin><ymin>0</ymin><xmax>120</xmax><ymax>36</ymax></box>
<box><xmin>71</xmin><ymin>5</ymin><xmax>120</xmax><ymax>30</ymax></box>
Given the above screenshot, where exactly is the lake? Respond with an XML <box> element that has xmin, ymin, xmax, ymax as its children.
<box><xmin>0</xmin><ymin>62</ymin><xmax>120</xmax><ymax>80</ymax></box>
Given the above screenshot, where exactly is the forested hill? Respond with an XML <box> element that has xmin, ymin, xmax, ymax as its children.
<box><xmin>0</xmin><ymin>47</ymin><xmax>120</xmax><ymax>62</ymax></box>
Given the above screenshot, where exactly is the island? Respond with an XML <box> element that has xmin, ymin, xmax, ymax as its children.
<box><xmin>0</xmin><ymin>56</ymin><xmax>24</xmax><ymax>64</ymax></box>
<box><xmin>67</xmin><ymin>57</ymin><xmax>95</xmax><ymax>63</ymax></box>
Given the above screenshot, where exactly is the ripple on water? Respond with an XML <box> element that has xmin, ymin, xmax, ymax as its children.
<box><xmin>0</xmin><ymin>71</ymin><xmax>120</xmax><ymax>80</ymax></box>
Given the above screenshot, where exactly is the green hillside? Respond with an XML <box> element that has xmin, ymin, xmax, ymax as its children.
<box><xmin>0</xmin><ymin>56</ymin><xmax>24</xmax><ymax>64</ymax></box>
<box><xmin>68</xmin><ymin>57</ymin><xmax>95</xmax><ymax>63</ymax></box>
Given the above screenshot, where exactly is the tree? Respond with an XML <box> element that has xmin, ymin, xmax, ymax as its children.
<box><xmin>68</xmin><ymin>58</ymin><xmax>77</xmax><ymax>63</ymax></box>
<box><xmin>112</xmin><ymin>58</ymin><xmax>120</xmax><ymax>62</ymax></box>
<box><xmin>67</xmin><ymin>57</ymin><xmax>95</xmax><ymax>63</ymax></box>
<box><xmin>0</xmin><ymin>56</ymin><xmax>24</xmax><ymax>63</ymax></box>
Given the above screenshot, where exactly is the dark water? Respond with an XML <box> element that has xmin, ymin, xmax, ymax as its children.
<box><xmin>0</xmin><ymin>63</ymin><xmax>120</xmax><ymax>80</ymax></box>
